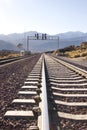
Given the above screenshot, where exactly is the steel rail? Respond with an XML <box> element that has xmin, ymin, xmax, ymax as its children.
<box><xmin>0</xmin><ymin>55</ymin><xmax>28</xmax><ymax>61</ymax></box>
<box><xmin>0</xmin><ymin>55</ymin><xmax>29</xmax><ymax>65</ymax></box>
<box><xmin>0</xmin><ymin>55</ymin><xmax>36</xmax><ymax>67</ymax></box>
<box><xmin>57</xmin><ymin>56</ymin><xmax>87</xmax><ymax>71</ymax></box>
<box><xmin>50</xmin><ymin>55</ymin><xmax>87</xmax><ymax>78</ymax></box>
<box><xmin>42</xmin><ymin>57</ymin><xmax>50</xmax><ymax>130</ymax></box>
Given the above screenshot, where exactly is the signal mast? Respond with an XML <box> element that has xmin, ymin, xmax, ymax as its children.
<box><xmin>27</xmin><ymin>33</ymin><xmax>59</xmax><ymax>53</ymax></box>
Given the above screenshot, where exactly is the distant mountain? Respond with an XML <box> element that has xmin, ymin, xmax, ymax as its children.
<box><xmin>57</xmin><ymin>31</ymin><xmax>86</xmax><ymax>39</ymax></box>
<box><xmin>0</xmin><ymin>31</ymin><xmax>87</xmax><ymax>52</ymax></box>
<box><xmin>0</xmin><ymin>40</ymin><xmax>18</xmax><ymax>50</ymax></box>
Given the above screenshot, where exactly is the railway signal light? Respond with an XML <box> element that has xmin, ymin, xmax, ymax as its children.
<box><xmin>35</xmin><ymin>33</ymin><xmax>39</xmax><ymax>40</ymax></box>
<box><xmin>37</xmin><ymin>33</ymin><xmax>39</xmax><ymax>40</ymax></box>
<box><xmin>45</xmin><ymin>33</ymin><xmax>47</xmax><ymax>40</ymax></box>
<box><xmin>42</xmin><ymin>34</ymin><xmax>44</xmax><ymax>40</ymax></box>
<box><xmin>35</xmin><ymin>34</ymin><xmax>37</xmax><ymax>38</ymax></box>
<box><xmin>42</xmin><ymin>33</ymin><xmax>47</xmax><ymax>40</ymax></box>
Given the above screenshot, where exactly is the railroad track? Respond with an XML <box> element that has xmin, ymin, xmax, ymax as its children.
<box><xmin>56</xmin><ymin>56</ymin><xmax>87</xmax><ymax>71</ymax></box>
<box><xmin>2</xmin><ymin>54</ymin><xmax>87</xmax><ymax>130</ymax></box>
<box><xmin>0</xmin><ymin>55</ymin><xmax>33</xmax><ymax>66</ymax></box>
<box><xmin>45</xmin><ymin>54</ymin><xmax>87</xmax><ymax>130</ymax></box>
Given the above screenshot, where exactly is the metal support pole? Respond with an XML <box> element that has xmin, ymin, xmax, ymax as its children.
<box><xmin>58</xmin><ymin>36</ymin><xmax>59</xmax><ymax>55</ymax></box>
<box><xmin>58</xmin><ymin>36</ymin><xmax>59</xmax><ymax>51</ymax></box>
<box><xmin>42</xmin><ymin>57</ymin><xmax>50</xmax><ymax>130</ymax></box>
<box><xmin>27</xmin><ymin>36</ymin><xmax>29</xmax><ymax>52</ymax></box>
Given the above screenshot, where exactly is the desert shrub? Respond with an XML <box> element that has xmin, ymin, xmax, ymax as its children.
<box><xmin>81</xmin><ymin>52</ymin><xmax>87</xmax><ymax>57</ymax></box>
<box><xmin>74</xmin><ymin>54</ymin><xmax>80</xmax><ymax>58</ymax></box>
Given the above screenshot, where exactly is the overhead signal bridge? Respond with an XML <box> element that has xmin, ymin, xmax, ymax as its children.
<box><xmin>27</xmin><ymin>33</ymin><xmax>59</xmax><ymax>51</ymax></box>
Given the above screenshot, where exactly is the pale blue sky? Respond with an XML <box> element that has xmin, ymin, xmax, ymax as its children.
<box><xmin>0</xmin><ymin>0</ymin><xmax>87</xmax><ymax>35</ymax></box>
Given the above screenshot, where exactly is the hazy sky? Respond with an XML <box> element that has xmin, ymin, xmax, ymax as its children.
<box><xmin>0</xmin><ymin>0</ymin><xmax>87</xmax><ymax>35</ymax></box>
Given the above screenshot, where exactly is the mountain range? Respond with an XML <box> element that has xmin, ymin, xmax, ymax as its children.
<box><xmin>0</xmin><ymin>31</ymin><xmax>87</xmax><ymax>52</ymax></box>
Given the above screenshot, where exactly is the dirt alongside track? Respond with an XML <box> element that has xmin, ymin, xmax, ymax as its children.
<box><xmin>0</xmin><ymin>54</ymin><xmax>41</xmax><ymax>129</ymax></box>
